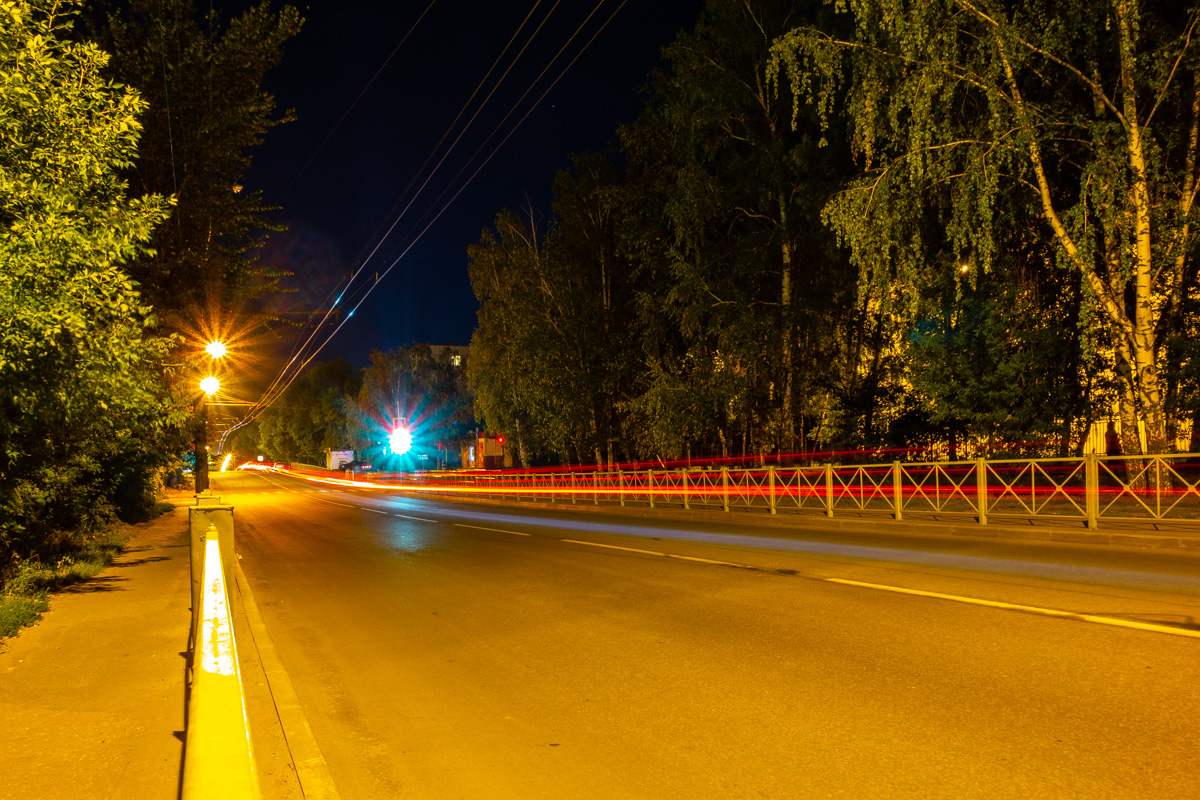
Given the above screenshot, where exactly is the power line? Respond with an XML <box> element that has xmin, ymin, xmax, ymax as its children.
<box><xmin>279</xmin><ymin>0</ymin><xmax>441</xmax><ymax>199</ymax></box>
<box><xmin>219</xmin><ymin>0</ymin><xmax>630</xmax><ymax>451</ymax></box>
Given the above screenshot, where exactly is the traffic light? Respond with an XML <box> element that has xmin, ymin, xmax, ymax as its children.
<box><xmin>389</xmin><ymin>425</ymin><xmax>412</xmax><ymax>455</ymax></box>
<box><xmin>497</xmin><ymin>435</ymin><xmax>505</xmax><ymax>445</ymax></box>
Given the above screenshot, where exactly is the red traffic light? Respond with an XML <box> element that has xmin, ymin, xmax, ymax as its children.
<box><xmin>497</xmin><ymin>435</ymin><xmax>505</xmax><ymax>444</ymax></box>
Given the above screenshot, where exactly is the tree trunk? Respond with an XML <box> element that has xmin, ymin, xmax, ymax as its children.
<box><xmin>1114</xmin><ymin>350</ymin><xmax>1143</xmax><ymax>456</ymax></box>
<box><xmin>780</xmin><ymin>193</ymin><xmax>795</xmax><ymax>461</ymax></box>
<box><xmin>590</xmin><ymin>407</ymin><xmax>604</xmax><ymax>467</ymax></box>
<box><xmin>514</xmin><ymin>417</ymin><xmax>528</xmax><ymax>469</ymax></box>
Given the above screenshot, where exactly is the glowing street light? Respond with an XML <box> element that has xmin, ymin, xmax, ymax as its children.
<box><xmin>200</xmin><ymin>376</ymin><xmax>221</xmax><ymax>396</ymax></box>
<box><xmin>205</xmin><ymin>340</ymin><xmax>227</xmax><ymax>359</ymax></box>
<box><xmin>389</xmin><ymin>425</ymin><xmax>412</xmax><ymax>456</ymax></box>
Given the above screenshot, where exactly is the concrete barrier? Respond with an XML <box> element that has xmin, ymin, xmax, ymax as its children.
<box><xmin>184</xmin><ymin>509</ymin><xmax>259</xmax><ymax>799</ymax></box>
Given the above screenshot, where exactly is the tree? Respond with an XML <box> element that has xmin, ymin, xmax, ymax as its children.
<box><xmin>253</xmin><ymin>358</ymin><xmax>360</xmax><ymax>465</ymax></box>
<box><xmin>619</xmin><ymin>0</ymin><xmax>860</xmax><ymax>460</ymax></box>
<box><xmin>467</xmin><ymin>208</ymin><xmax>563</xmax><ymax>466</ymax></box>
<box><xmin>0</xmin><ymin>0</ymin><xmax>180</xmax><ymax>559</ymax></box>
<box><xmin>771</xmin><ymin>0</ymin><xmax>1200</xmax><ymax>454</ymax></box>
<box><xmin>350</xmin><ymin>346</ymin><xmax>473</xmax><ymax>465</ymax></box>
<box><xmin>907</xmin><ymin>252</ymin><xmax>1094</xmax><ymax>456</ymax></box>
<box><xmin>91</xmin><ymin>0</ymin><xmax>302</xmax><ymax>324</ymax></box>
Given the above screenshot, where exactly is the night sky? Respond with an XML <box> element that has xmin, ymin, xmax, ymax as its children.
<box><xmin>244</xmin><ymin>0</ymin><xmax>704</xmax><ymax>366</ymax></box>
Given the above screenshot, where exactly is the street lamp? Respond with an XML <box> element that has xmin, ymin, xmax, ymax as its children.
<box><xmin>195</xmin><ymin>341</ymin><xmax>227</xmax><ymax>494</ymax></box>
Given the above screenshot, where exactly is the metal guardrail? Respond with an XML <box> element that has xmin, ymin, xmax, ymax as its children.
<box><xmin>184</xmin><ymin>513</ymin><xmax>259</xmax><ymax>800</ymax></box>
<box><xmin>327</xmin><ymin>453</ymin><xmax>1200</xmax><ymax>530</ymax></box>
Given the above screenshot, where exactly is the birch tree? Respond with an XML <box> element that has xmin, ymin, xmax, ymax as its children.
<box><xmin>771</xmin><ymin>0</ymin><xmax>1200</xmax><ymax>454</ymax></box>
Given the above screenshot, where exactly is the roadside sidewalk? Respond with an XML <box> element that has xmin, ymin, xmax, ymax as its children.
<box><xmin>0</xmin><ymin>507</ymin><xmax>190</xmax><ymax>800</ymax></box>
<box><xmin>0</xmin><ymin>505</ymin><xmax>304</xmax><ymax>800</ymax></box>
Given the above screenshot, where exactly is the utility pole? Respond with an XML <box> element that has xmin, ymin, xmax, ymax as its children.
<box><xmin>195</xmin><ymin>397</ymin><xmax>209</xmax><ymax>492</ymax></box>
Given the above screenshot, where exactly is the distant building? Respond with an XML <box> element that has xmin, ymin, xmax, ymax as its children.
<box><xmin>462</xmin><ymin>434</ymin><xmax>504</xmax><ymax>470</ymax></box>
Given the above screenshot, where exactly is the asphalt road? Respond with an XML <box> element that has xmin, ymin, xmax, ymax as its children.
<box><xmin>214</xmin><ymin>470</ymin><xmax>1200</xmax><ymax>799</ymax></box>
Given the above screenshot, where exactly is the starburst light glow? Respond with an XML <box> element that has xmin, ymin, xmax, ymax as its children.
<box><xmin>200</xmin><ymin>376</ymin><xmax>221</xmax><ymax>396</ymax></box>
<box><xmin>389</xmin><ymin>426</ymin><xmax>412</xmax><ymax>456</ymax></box>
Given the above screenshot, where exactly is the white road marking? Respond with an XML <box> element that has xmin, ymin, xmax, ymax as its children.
<box><xmin>362</xmin><ymin>508</ymin><xmax>388</xmax><ymax>514</ymax></box>
<box><xmin>555</xmin><ymin>537</ymin><xmax>1199</xmax><ymax>640</ymax></box>
<box><xmin>560</xmin><ymin>538</ymin><xmax>747</xmax><ymax>568</ymax></box>
<box><xmin>395</xmin><ymin>513</ymin><xmax>437</xmax><ymax>523</ymax></box>
<box><xmin>823</xmin><ymin>578</ymin><xmax>1200</xmax><ymax>640</ymax></box>
<box><xmin>455</xmin><ymin>523</ymin><xmax>532</xmax><ymax>536</ymax></box>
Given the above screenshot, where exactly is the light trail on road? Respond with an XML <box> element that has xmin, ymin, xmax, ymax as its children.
<box><xmin>219</xmin><ymin>470</ymin><xmax>1200</xmax><ymax>800</ymax></box>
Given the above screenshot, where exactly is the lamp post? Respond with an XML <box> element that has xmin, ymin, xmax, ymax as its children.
<box><xmin>195</xmin><ymin>342</ymin><xmax>225</xmax><ymax>494</ymax></box>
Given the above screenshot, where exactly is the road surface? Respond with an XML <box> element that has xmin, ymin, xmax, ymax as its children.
<box><xmin>214</xmin><ymin>470</ymin><xmax>1200</xmax><ymax>799</ymax></box>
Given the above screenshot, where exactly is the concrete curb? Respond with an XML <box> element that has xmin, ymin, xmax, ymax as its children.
<box><xmin>406</xmin><ymin>492</ymin><xmax>1200</xmax><ymax>552</ymax></box>
<box><xmin>235</xmin><ymin>561</ymin><xmax>341</xmax><ymax>800</ymax></box>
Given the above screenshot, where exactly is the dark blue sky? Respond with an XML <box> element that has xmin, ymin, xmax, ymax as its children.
<box><xmin>246</xmin><ymin>0</ymin><xmax>704</xmax><ymax>365</ymax></box>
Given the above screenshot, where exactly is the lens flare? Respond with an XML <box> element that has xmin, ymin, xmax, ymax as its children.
<box><xmin>205</xmin><ymin>340</ymin><xmax>227</xmax><ymax>358</ymax></box>
<box><xmin>200</xmin><ymin>376</ymin><xmax>220</xmax><ymax>396</ymax></box>
<box><xmin>389</xmin><ymin>426</ymin><xmax>412</xmax><ymax>456</ymax></box>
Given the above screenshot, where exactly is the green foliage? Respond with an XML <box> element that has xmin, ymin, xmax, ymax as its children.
<box><xmin>470</xmin><ymin>1</ymin><xmax>878</xmax><ymax>464</ymax></box>
<box><xmin>769</xmin><ymin>0</ymin><xmax>1200</xmax><ymax>452</ymax></box>
<box><xmin>0</xmin><ymin>524</ymin><xmax>128</xmax><ymax>638</ymax></box>
<box><xmin>253</xmin><ymin>358</ymin><xmax>361</xmax><ymax>465</ymax></box>
<box><xmin>351</xmin><ymin>345</ymin><xmax>473</xmax><ymax>464</ymax></box>
<box><xmin>91</xmin><ymin>0</ymin><xmax>303</xmax><ymax>320</ymax></box>
<box><xmin>468</xmin><ymin>158</ymin><xmax>637</xmax><ymax>467</ymax></box>
<box><xmin>0</xmin><ymin>0</ymin><xmax>185</xmax><ymax>561</ymax></box>
<box><xmin>0</xmin><ymin>592</ymin><xmax>48</xmax><ymax>638</ymax></box>
<box><xmin>907</xmin><ymin>261</ymin><xmax>1093</xmax><ymax>455</ymax></box>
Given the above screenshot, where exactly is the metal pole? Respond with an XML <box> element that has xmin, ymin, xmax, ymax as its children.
<box><xmin>194</xmin><ymin>398</ymin><xmax>209</xmax><ymax>494</ymax></box>
<box><xmin>825</xmin><ymin>463</ymin><xmax>834</xmax><ymax>518</ymax></box>
<box><xmin>619</xmin><ymin>469</ymin><xmax>625</xmax><ymax>507</ymax></box>
<box><xmin>977</xmin><ymin>457</ymin><xmax>988</xmax><ymax>525</ymax></box>
<box><xmin>682</xmin><ymin>469</ymin><xmax>689</xmax><ymax>510</ymax></box>
<box><xmin>648</xmin><ymin>470</ymin><xmax>654</xmax><ymax>509</ymax></box>
<box><xmin>722</xmin><ymin>467</ymin><xmax>730</xmax><ymax>512</ymax></box>
<box><xmin>593</xmin><ymin>470</ymin><xmax>599</xmax><ymax>506</ymax></box>
<box><xmin>893</xmin><ymin>460</ymin><xmax>902</xmax><ymax>521</ymax></box>
<box><xmin>768</xmin><ymin>466</ymin><xmax>776</xmax><ymax>514</ymax></box>
<box><xmin>1086</xmin><ymin>453</ymin><xmax>1098</xmax><ymax>530</ymax></box>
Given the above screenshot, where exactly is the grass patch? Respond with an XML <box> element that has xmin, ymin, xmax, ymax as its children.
<box><xmin>0</xmin><ymin>592</ymin><xmax>50</xmax><ymax>638</ymax></box>
<box><xmin>0</xmin><ymin>525</ymin><xmax>130</xmax><ymax>640</ymax></box>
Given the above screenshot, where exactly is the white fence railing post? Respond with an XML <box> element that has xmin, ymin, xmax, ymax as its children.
<box><xmin>892</xmin><ymin>461</ymin><xmax>902</xmax><ymax>520</ymax></box>
<box><xmin>825</xmin><ymin>464</ymin><xmax>834</xmax><ymax>517</ymax></box>
<box><xmin>768</xmin><ymin>466</ymin><xmax>776</xmax><ymax>514</ymax></box>
<box><xmin>1086</xmin><ymin>453</ymin><xmax>1099</xmax><ymax>529</ymax></box>
<box><xmin>976</xmin><ymin>457</ymin><xmax>988</xmax><ymax>525</ymax></box>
